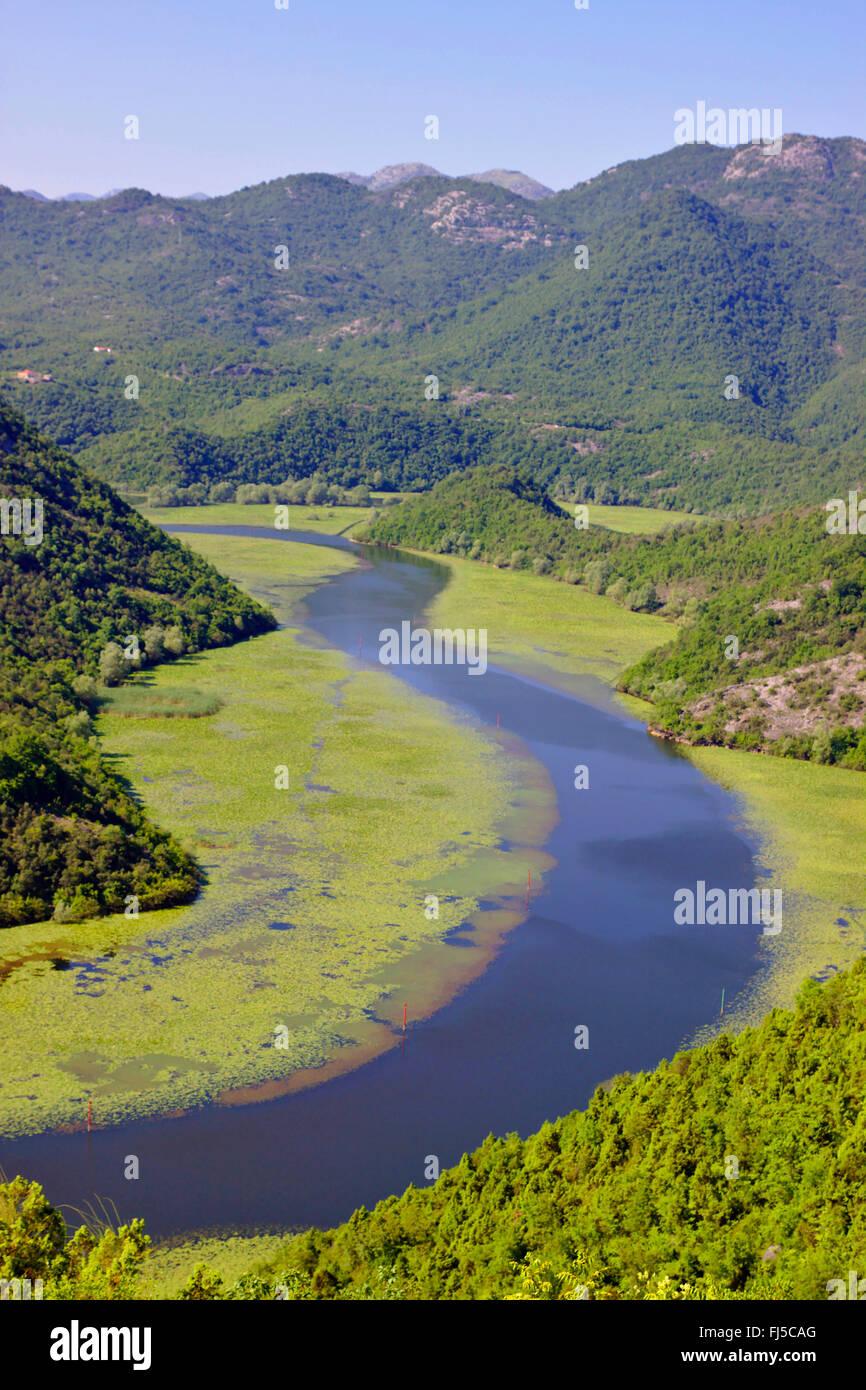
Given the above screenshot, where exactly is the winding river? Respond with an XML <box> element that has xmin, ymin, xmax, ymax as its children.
<box><xmin>2</xmin><ymin>528</ymin><xmax>766</xmax><ymax>1238</ymax></box>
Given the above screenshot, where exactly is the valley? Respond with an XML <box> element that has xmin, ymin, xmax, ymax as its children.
<box><xmin>1</xmin><ymin>89</ymin><xmax>864</xmax><ymax>1307</ymax></box>
<box><xmin>1</xmin><ymin>516</ymin><xmax>768</xmax><ymax>1246</ymax></box>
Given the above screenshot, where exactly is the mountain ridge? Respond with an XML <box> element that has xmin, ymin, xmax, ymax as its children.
<box><xmin>1</xmin><ymin>133</ymin><xmax>863</xmax><ymax>512</ymax></box>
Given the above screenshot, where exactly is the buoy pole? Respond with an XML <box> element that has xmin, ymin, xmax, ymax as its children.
<box><xmin>87</xmin><ymin>1099</ymin><xmax>92</xmax><ymax>1132</ymax></box>
<box><xmin>402</xmin><ymin>1003</ymin><xmax>407</xmax><ymax>1032</ymax></box>
<box><xmin>720</xmin><ymin>987</ymin><xmax>725</xmax><ymax>1017</ymax></box>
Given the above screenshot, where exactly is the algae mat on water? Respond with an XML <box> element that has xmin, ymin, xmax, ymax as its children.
<box><xmin>0</xmin><ymin>535</ymin><xmax>550</xmax><ymax>1137</ymax></box>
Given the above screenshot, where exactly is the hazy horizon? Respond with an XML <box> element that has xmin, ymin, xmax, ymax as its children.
<box><xmin>8</xmin><ymin>127</ymin><xmax>865</xmax><ymax>204</ymax></box>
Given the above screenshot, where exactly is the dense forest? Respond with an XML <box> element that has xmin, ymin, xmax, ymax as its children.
<box><xmin>2</xmin><ymin>134</ymin><xmax>864</xmax><ymax>513</ymax></box>
<box><xmin>0</xmin><ymin>399</ymin><xmax>275</xmax><ymax>928</ymax></box>
<box><xmin>364</xmin><ymin>467</ymin><xmax>866</xmax><ymax>767</ymax></box>
<box><xmin>3</xmin><ymin>957</ymin><xmax>863</xmax><ymax>1299</ymax></box>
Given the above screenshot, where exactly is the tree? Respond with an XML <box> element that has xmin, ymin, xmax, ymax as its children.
<box><xmin>584</xmin><ymin>559</ymin><xmax>611</xmax><ymax>594</ymax></box>
<box><xmin>179</xmin><ymin>1264</ymin><xmax>226</xmax><ymax>1300</ymax></box>
<box><xmin>163</xmin><ymin>626</ymin><xmax>186</xmax><ymax>656</ymax></box>
<box><xmin>143</xmin><ymin>625</ymin><xmax>166</xmax><ymax>662</ymax></box>
<box><xmin>98</xmin><ymin>642</ymin><xmax>126</xmax><ymax>686</ymax></box>
<box><xmin>0</xmin><ymin>1177</ymin><xmax>66</xmax><ymax>1281</ymax></box>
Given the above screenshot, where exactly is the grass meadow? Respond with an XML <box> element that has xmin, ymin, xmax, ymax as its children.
<box><xmin>552</xmin><ymin>500</ymin><xmax>703</xmax><ymax>533</ymax></box>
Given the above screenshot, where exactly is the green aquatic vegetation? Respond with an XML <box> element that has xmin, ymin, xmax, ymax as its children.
<box><xmin>423</xmin><ymin>550</ymin><xmax>671</xmax><ymax>685</ymax></box>
<box><xmin>684</xmin><ymin>746</ymin><xmax>866</xmax><ymax>1033</ymax></box>
<box><xmin>0</xmin><ymin>534</ymin><xmax>546</xmax><ymax>1136</ymax></box>
<box><xmin>141</xmin><ymin>1231</ymin><xmax>289</xmax><ymax>1298</ymax></box>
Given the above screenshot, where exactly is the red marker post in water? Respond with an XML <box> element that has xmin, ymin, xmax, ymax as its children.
<box><xmin>402</xmin><ymin>1003</ymin><xmax>407</xmax><ymax>1032</ymax></box>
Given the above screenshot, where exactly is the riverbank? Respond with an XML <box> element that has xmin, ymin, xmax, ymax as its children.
<box><xmin>421</xmin><ymin>550</ymin><xmax>866</xmax><ymax>1026</ymax></box>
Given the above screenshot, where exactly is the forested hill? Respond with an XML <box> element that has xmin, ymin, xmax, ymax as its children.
<box><xmin>0</xmin><ymin>400</ymin><xmax>275</xmax><ymax>929</ymax></box>
<box><xmin>0</xmin><ymin>400</ymin><xmax>272</xmax><ymax>665</ymax></box>
<box><xmin>363</xmin><ymin>467</ymin><xmax>866</xmax><ymax>768</ymax></box>
<box><xmin>251</xmin><ymin>958</ymin><xmax>866</xmax><ymax>1299</ymax></box>
<box><xmin>2</xmin><ymin>134</ymin><xmax>864</xmax><ymax>513</ymax></box>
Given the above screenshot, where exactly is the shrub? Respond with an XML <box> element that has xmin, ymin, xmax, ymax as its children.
<box><xmin>71</xmin><ymin>675</ymin><xmax>99</xmax><ymax>708</ymax></box>
<box><xmin>142</xmin><ymin>625</ymin><xmax>166</xmax><ymax>662</ymax></box>
<box><xmin>163</xmin><ymin>626</ymin><xmax>186</xmax><ymax>657</ymax></box>
<box><xmin>52</xmin><ymin>891</ymin><xmax>100</xmax><ymax>924</ymax></box>
<box><xmin>584</xmin><ymin>559</ymin><xmax>611</xmax><ymax>594</ymax></box>
<box><xmin>98</xmin><ymin>642</ymin><xmax>126</xmax><ymax>687</ymax></box>
<box><xmin>64</xmin><ymin>710</ymin><xmax>93</xmax><ymax>739</ymax></box>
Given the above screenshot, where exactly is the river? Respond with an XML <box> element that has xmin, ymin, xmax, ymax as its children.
<box><xmin>2</xmin><ymin>527</ymin><xmax>765</xmax><ymax>1238</ymax></box>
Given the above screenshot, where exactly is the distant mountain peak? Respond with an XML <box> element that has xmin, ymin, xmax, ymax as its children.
<box><xmin>335</xmin><ymin>163</ymin><xmax>554</xmax><ymax>200</ymax></box>
<box><xmin>467</xmin><ymin>168</ymin><xmax>554</xmax><ymax>200</ymax></box>
<box><xmin>337</xmin><ymin>162</ymin><xmax>444</xmax><ymax>191</ymax></box>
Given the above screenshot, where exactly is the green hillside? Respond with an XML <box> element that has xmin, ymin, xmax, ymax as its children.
<box><xmin>0</xmin><ymin>399</ymin><xmax>275</xmax><ymax>928</ymax></box>
<box><xmin>363</xmin><ymin>467</ymin><xmax>866</xmax><ymax>767</ymax></box>
<box><xmin>544</xmin><ymin>134</ymin><xmax>866</xmax><ymax>280</ymax></box>
<box><xmin>2</xmin><ymin>134</ymin><xmax>864</xmax><ymax>513</ymax></box>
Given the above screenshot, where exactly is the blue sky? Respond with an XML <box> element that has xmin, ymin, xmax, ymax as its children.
<box><xmin>2</xmin><ymin>0</ymin><xmax>863</xmax><ymax>198</ymax></box>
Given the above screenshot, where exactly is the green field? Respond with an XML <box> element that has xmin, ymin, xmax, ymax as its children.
<box><xmin>552</xmin><ymin>500</ymin><xmax>703</xmax><ymax>533</ymax></box>
<box><xmin>139</xmin><ymin>502</ymin><xmax>371</xmax><ymax>536</ymax></box>
<box><xmin>0</xmin><ymin>532</ymin><xmax>551</xmax><ymax>1137</ymax></box>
